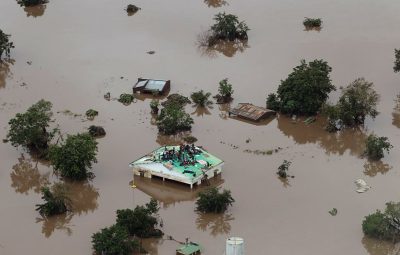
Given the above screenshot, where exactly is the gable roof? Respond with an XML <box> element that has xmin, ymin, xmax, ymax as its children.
<box><xmin>229</xmin><ymin>103</ymin><xmax>276</xmax><ymax>121</ymax></box>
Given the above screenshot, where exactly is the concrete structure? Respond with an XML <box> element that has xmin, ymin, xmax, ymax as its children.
<box><xmin>129</xmin><ymin>145</ymin><xmax>224</xmax><ymax>189</ymax></box>
<box><xmin>229</xmin><ymin>103</ymin><xmax>276</xmax><ymax>122</ymax></box>
<box><xmin>226</xmin><ymin>237</ymin><xmax>244</xmax><ymax>255</ymax></box>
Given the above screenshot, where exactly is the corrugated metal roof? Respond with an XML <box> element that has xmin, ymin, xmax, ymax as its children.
<box><xmin>176</xmin><ymin>243</ymin><xmax>201</xmax><ymax>255</ymax></box>
<box><xmin>229</xmin><ymin>103</ymin><xmax>275</xmax><ymax>121</ymax></box>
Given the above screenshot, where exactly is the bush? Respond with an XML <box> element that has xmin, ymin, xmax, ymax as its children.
<box><xmin>88</xmin><ymin>125</ymin><xmax>106</xmax><ymax>137</ymax></box>
<box><xmin>85</xmin><ymin>109</ymin><xmax>98</xmax><ymax>120</ymax></box>
<box><xmin>324</xmin><ymin>78</ymin><xmax>379</xmax><ymax>129</ymax></box>
<box><xmin>118</xmin><ymin>93</ymin><xmax>134</xmax><ymax>105</ymax></box>
<box><xmin>150</xmin><ymin>99</ymin><xmax>159</xmax><ymax>114</ymax></box>
<box><xmin>191</xmin><ymin>90</ymin><xmax>212</xmax><ymax>107</ymax></box>
<box><xmin>49</xmin><ymin>133</ymin><xmax>98</xmax><ymax>180</ymax></box>
<box><xmin>35</xmin><ymin>183</ymin><xmax>70</xmax><ymax>217</ymax></box>
<box><xmin>196</xmin><ymin>187</ymin><xmax>234</xmax><ymax>213</ymax></box>
<box><xmin>92</xmin><ymin>224</ymin><xmax>138</xmax><ymax>255</ymax></box>
<box><xmin>157</xmin><ymin>104</ymin><xmax>194</xmax><ymax>135</ymax></box>
<box><xmin>0</xmin><ymin>29</ymin><xmax>14</xmax><ymax>59</ymax></box>
<box><xmin>126</xmin><ymin>4</ymin><xmax>140</xmax><ymax>14</ymax></box>
<box><xmin>161</xmin><ymin>93</ymin><xmax>191</xmax><ymax>108</ymax></box>
<box><xmin>210</xmin><ymin>12</ymin><xmax>249</xmax><ymax>42</ymax></box>
<box><xmin>362</xmin><ymin>202</ymin><xmax>400</xmax><ymax>242</ymax></box>
<box><xmin>303</xmin><ymin>18</ymin><xmax>322</xmax><ymax>29</ymax></box>
<box><xmin>394</xmin><ymin>49</ymin><xmax>400</xmax><ymax>73</ymax></box>
<box><xmin>116</xmin><ymin>199</ymin><xmax>162</xmax><ymax>238</ymax></box>
<box><xmin>364</xmin><ymin>134</ymin><xmax>392</xmax><ymax>160</ymax></box>
<box><xmin>270</xmin><ymin>59</ymin><xmax>335</xmax><ymax>115</ymax></box>
<box><xmin>18</xmin><ymin>0</ymin><xmax>47</xmax><ymax>7</ymax></box>
<box><xmin>7</xmin><ymin>99</ymin><xmax>57</xmax><ymax>155</ymax></box>
<box><xmin>277</xmin><ymin>160</ymin><xmax>291</xmax><ymax>178</ymax></box>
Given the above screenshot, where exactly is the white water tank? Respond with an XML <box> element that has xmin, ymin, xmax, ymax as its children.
<box><xmin>226</xmin><ymin>237</ymin><xmax>244</xmax><ymax>255</ymax></box>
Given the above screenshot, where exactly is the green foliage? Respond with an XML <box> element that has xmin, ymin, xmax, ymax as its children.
<box><xmin>362</xmin><ymin>202</ymin><xmax>400</xmax><ymax>242</ymax></box>
<box><xmin>364</xmin><ymin>134</ymin><xmax>392</xmax><ymax>160</ymax></box>
<box><xmin>277</xmin><ymin>160</ymin><xmax>291</xmax><ymax>178</ymax></box>
<box><xmin>85</xmin><ymin>109</ymin><xmax>98</xmax><ymax>120</ymax></box>
<box><xmin>116</xmin><ymin>199</ymin><xmax>162</xmax><ymax>238</ymax></box>
<box><xmin>191</xmin><ymin>90</ymin><xmax>212</xmax><ymax>107</ymax></box>
<box><xmin>157</xmin><ymin>104</ymin><xmax>194</xmax><ymax>135</ymax></box>
<box><xmin>272</xmin><ymin>59</ymin><xmax>335</xmax><ymax>115</ymax></box>
<box><xmin>0</xmin><ymin>29</ymin><xmax>14</xmax><ymax>59</ymax></box>
<box><xmin>88</xmin><ymin>125</ymin><xmax>106</xmax><ymax>137</ymax></box>
<box><xmin>150</xmin><ymin>99</ymin><xmax>159</xmax><ymax>114</ymax></box>
<box><xmin>210</xmin><ymin>12</ymin><xmax>249</xmax><ymax>41</ymax></box>
<box><xmin>49</xmin><ymin>133</ymin><xmax>98</xmax><ymax>180</ymax></box>
<box><xmin>266</xmin><ymin>93</ymin><xmax>280</xmax><ymax>111</ymax></box>
<box><xmin>126</xmin><ymin>4</ymin><xmax>140</xmax><ymax>13</ymax></box>
<box><xmin>216</xmin><ymin>78</ymin><xmax>234</xmax><ymax>103</ymax></box>
<box><xmin>92</xmin><ymin>224</ymin><xmax>137</xmax><ymax>255</ymax></box>
<box><xmin>394</xmin><ymin>49</ymin><xmax>400</xmax><ymax>73</ymax></box>
<box><xmin>303</xmin><ymin>18</ymin><xmax>322</xmax><ymax>28</ymax></box>
<box><xmin>196</xmin><ymin>187</ymin><xmax>234</xmax><ymax>213</ymax></box>
<box><xmin>7</xmin><ymin>100</ymin><xmax>56</xmax><ymax>154</ymax></box>
<box><xmin>325</xmin><ymin>78</ymin><xmax>379</xmax><ymax>129</ymax></box>
<box><xmin>35</xmin><ymin>183</ymin><xmax>70</xmax><ymax>217</ymax></box>
<box><xmin>18</xmin><ymin>0</ymin><xmax>47</xmax><ymax>7</ymax></box>
<box><xmin>161</xmin><ymin>93</ymin><xmax>191</xmax><ymax>108</ymax></box>
<box><xmin>118</xmin><ymin>93</ymin><xmax>134</xmax><ymax>105</ymax></box>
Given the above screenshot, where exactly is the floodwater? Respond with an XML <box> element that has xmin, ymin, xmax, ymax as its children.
<box><xmin>1</xmin><ymin>0</ymin><xmax>400</xmax><ymax>254</ymax></box>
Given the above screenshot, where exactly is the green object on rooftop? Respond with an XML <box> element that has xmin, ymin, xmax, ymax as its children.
<box><xmin>176</xmin><ymin>242</ymin><xmax>202</xmax><ymax>255</ymax></box>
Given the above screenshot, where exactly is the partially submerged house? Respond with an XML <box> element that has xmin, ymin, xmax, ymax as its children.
<box><xmin>129</xmin><ymin>145</ymin><xmax>224</xmax><ymax>189</ymax></box>
<box><xmin>133</xmin><ymin>78</ymin><xmax>170</xmax><ymax>95</ymax></box>
<box><xmin>176</xmin><ymin>242</ymin><xmax>202</xmax><ymax>255</ymax></box>
<box><xmin>229</xmin><ymin>103</ymin><xmax>276</xmax><ymax>122</ymax></box>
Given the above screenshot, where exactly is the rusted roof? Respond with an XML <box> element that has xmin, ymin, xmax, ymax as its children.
<box><xmin>229</xmin><ymin>103</ymin><xmax>276</xmax><ymax>121</ymax></box>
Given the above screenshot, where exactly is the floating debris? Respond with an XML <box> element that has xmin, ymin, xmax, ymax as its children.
<box><xmin>147</xmin><ymin>50</ymin><xmax>156</xmax><ymax>54</ymax></box>
<box><xmin>243</xmin><ymin>147</ymin><xmax>283</xmax><ymax>156</ymax></box>
<box><xmin>355</xmin><ymin>179</ymin><xmax>371</xmax><ymax>193</ymax></box>
<box><xmin>104</xmin><ymin>92</ymin><xmax>111</xmax><ymax>101</ymax></box>
<box><xmin>329</xmin><ymin>208</ymin><xmax>338</xmax><ymax>216</ymax></box>
<box><xmin>245</xmin><ymin>138</ymin><xmax>251</xmax><ymax>143</ymax></box>
<box><xmin>304</xmin><ymin>116</ymin><xmax>316</xmax><ymax>125</ymax></box>
<box><xmin>58</xmin><ymin>109</ymin><xmax>81</xmax><ymax>118</ymax></box>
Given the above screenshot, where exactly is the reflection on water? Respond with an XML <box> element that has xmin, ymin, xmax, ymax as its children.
<box><xmin>362</xmin><ymin>236</ymin><xmax>400</xmax><ymax>255</ymax></box>
<box><xmin>393</xmin><ymin>94</ymin><xmax>400</xmax><ymax>129</ymax></box>
<box><xmin>196</xmin><ymin>212</ymin><xmax>233</xmax><ymax>236</ymax></box>
<box><xmin>191</xmin><ymin>105</ymin><xmax>212</xmax><ymax>117</ymax></box>
<box><xmin>0</xmin><ymin>59</ymin><xmax>14</xmax><ymax>89</ymax></box>
<box><xmin>363</xmin><ymin>161</ymin><xmax>392</xmax><ymax>177</ymax></box>
<box><xmin>141</xmin><ymin>238</ymin><xmax>164</xmax><ymax>254</ymax></box>
<box><xmin>278</xmin><ymin>176</ymin><xmax>291</xmax><ymax>188</ymax></box>
<box><xmin>198</xmin><ymin>39</ymin><xmax>249</xmax><ymax>58</ymax></box>
<box><xmin>218</xmin><ymin>103</ymin><xmax>231</xmax><ymax>120</ymax></box>
<box><xmin>135</xmin><ymin>90</ymin><xmax>170</xmax><ymax>102</ymax></box>
<box><xmin>64</xmin><ymin>181</ymin><xmax>99</xmax><ymax>215</ymax></box>
<box><xmin>204</xmin><ymin>0</ymin><xmax>228</xmax><ymax>8</ymax></box>
<box><xmin>134</xmin><ymin>175</ymin><xmax>224</xmax><ymax>208</ymax></box>
<box><xmin>10</xmin><ymin>155</ymin><xmax>50</xmax><ymax>194</ymax></box>
<box><xmin>36</xmin><ymin>213</ymin><xmax>73</xmax><ymax>238</ymax></box>
<box><xmin>277</xmin><ymin>115</ymin><xmax>367</xmax><ymax>156</ymax></box>
<box><xmin>156</xmin><ymin>132</ymin><xmax>191</xmax><ymax>146</ymax></box>
<box><xmin>23</xmin><ymin>4</ymin><xmax>46</xmax><ymax>17</ymax></box>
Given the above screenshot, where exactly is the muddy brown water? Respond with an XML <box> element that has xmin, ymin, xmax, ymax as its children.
<box><xmin>1</xmin><ymin>0</ymin><xmax>400</xmax><ymax>254</ymax></box>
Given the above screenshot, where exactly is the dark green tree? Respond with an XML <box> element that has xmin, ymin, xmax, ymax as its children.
<box><xmin>35</xmin><ymin>183</ymin><xmax>70</xmax><ymax>217</ymax></box>
<box><xmin>303</xmin><ymin>18</ymin><xmax>322</xmax><ymax>29</ymax></box>
<box><xmin>277</xmin><ymin>160</ymin><xmax>291</xmax><ymax>178</ymax></box>
<box><xmin>266</xmin><ymin>93</ymin><xmax>280</xmax><ymax>111</ymax></box>
<box><xmin>150</xmin><ymin>99</ymin><xmax>159</xmax><ymax>114</ymax></box>
<box><xmin>270</xmin><ymin>59</ymin><xmax>335</xmax><ymax>115</ymax></box>
<box><xmin>325</xmin><ymin>78</ymin><xmax>379</xmax><ymax>130</ymax></box>
<box><xmin>7</xmin><ymin>100</ymin><xmax>57</xmax><ymax>155</ymax></box>
<box><xmin>116</xmin><ymin>199</ymin><xmax>163</xmax><ymax>238</ymax></box>
<box><xmin>210</xmin><ymin>12</ymin><xmax>249</xmax><ymax>41</ymax></box>
<box><xmin>49</xmin><ymin>133</ymin><xmax>98</xmax><ymax>180</ymax></box>
<box><xmin>215</xmin><ymin>78</ymin><xmax>234</xmax><ymax>103</ymax></box>
<box><xmin>364</xmin><ymin>134</ymin><xmax>392</xmax><ymax>160</ymax></box>
<box><xmin>161</xmin><ymin>93</ymin><xmax>191</xmax><ymax>108</ymax></box>
<box><xmin>118</xmin><ymin>93</ymin><xmax>134</xmax><ymax>105</ymax></box>
<box><xmin>363</xmin><ymin>202</ymin><xmax>400</xmax><ymax>242</ymax></box>
<box><xmin>0</xmin><ymin>29</ymin><xmax>14</xmax><ymax>59</ymax></box>
<box><xmin>394</xmin><ymin>49</ymin><xmax>400</xmax><ymax>73</ymax></box>
<box><xmin>157</xmin><ymin>104</ymin><xmax>194</xmax><ymax>135</ymax></box>
<box><xmin>191</xmin><ymin>90</ymin><xmax>212</xmax><ymax>107</ymax></box>
<box><xmin>92</xmin><ymin>224</ymin><xmax>138</xmax><ymax>255</ymax></box>
<box><xmin>18</xmin><ymin>0</ymin><xmax>47</xmax><ymax>7</ymax></box>
<box><xmin>196</xmin><ymin>187</ymin><xmax>234</xmax><ymax>213</ymax></box>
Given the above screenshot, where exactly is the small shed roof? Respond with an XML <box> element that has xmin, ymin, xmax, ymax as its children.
<box><xmin>176</xmin><ymin>242</ymin><xmax>201</xmax><ymax>255</ymax></box>
<box><xmin>229</xmin><ymin>103</ymin><xmax>275</xmax><ymax>121</ymax></box>
<box><xmin>133</xmin><ymin>78</ymin><xmax>169</xmax><ymax>93</ymax></box>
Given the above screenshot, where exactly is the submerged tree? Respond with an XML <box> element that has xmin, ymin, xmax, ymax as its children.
<box><xmin>209</xmin><ymin>12</ymin><xmax>249</xmax><ymax>43</ymax></box>
<box><xmin>363</xmin><ymin>202</ymin><xmax>400</xmax><ymax>242</ymax></box>
<box><xmin>267</xmin><ymin>59</ymin><xmax>335</xmax><ymax>115</ymax></box>
<box><xmin>364</xmin><ymin>134</ymin><xmax>392</xmax><ymax>160</ymax></box>
<box><xmin>324</xmin><ymin>78</ymin><xmax>379</xmax><ymax>131</ymax></box>
<box><xmin>157</xmin><ymin>101</ymin><xmax>194</xmax><ymax>135</ymax></box>
<box><xmin>394</xmin><ymin>49</ymin><xmax>400</xmax><ymax>73</ymax></box>
<box><xmin>0</xmin><ymin>29</ymin><xmax>14</xmax><ymax>59</ymax></box>
<box><xmin>196</xmin><ymin>187</ymin><xmax>234</xmax><ymax>213</ymax></box>
<box><xmin>303</xmin><ymin>17</ymin><xmax>322</xmax><ymax>30</ymax></box>
<box><xmin>215</xmin><ymin>78</ymin><xmax>234</xmax><ymax>103</ymax></box>
<box><xmin>92</xmin><ymin>224</ymin><xmax>138</xmax><ymax>255</ymax></box>
<box><xmin>191</xmin><ymin>90</ymin><xmax>212</xmax><ymax>107</ymax></box>
<box><xmin>7</xmin><ymin>100</ymin><xmax>57</xmax><ymax>155</ymax></box>
<box><xmin>150</xmin><ymin>99</ymin><xmax>160</xmax><ymax>114</ymax></box>
<box><xmin>85</xmin><ymin>109</ymin><xmax>98</xmax><ymax>120</ymax></box>
<box><xmin>36</xmin><ymin>183</ymin><xmax>71</xmax><ymax>217</ymax></box>
<box><xmin>18</xmin><ymin>0</ymin><xmax>47</xmax><ymax>7</ymax></box>
<box><xmin>277</xmin><ymin>160</ymin><xmax>291</xmax><ymax>178</ymax></box>
<box><xmin>49</xmin><ymin>133</ymin><xmax>98</xmax><ymax>180</ymax></box>
<box><xmin>116</xmin><ymin>198</ymin><xmax>163</xmax><ymax>238</ymax></box>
